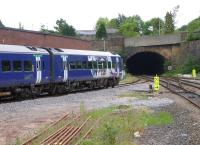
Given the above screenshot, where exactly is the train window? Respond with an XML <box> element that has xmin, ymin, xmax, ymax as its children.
<box><xmin>112</xmin><ymin>62</ymin><xmax>116</xmax><ymax>69</ymax></box>
<box><xmin>76</xmin><ymin>61</ymin><xmax>82</xmax><ymax>69</ymax></box>
<box><xmin>108</xmin><ymin>62</ymin><xmax>111</xmax><ymax>69</ymax></box>
<box><xmin>70</xmin><ymin>62</ymin><xmax>76</xmax><ymax>69</ymax></box>
<box><xmin>98</xmin><ymin>62</ymin><xmax>103</xmax><ymax>69</ymax></box>
<box><xmin>103</xmin><ymin>61</ymin><xmax>107</xmax><ymax>69</ymax></box>
<box><xmin>88</xmin><ymin>61</ymin><xmax>93</xmax><ymax>69</ymax></box>
<box><xmin>93</xmin><ymin>61</ymin><xmax>97</xmax><ymax>69</ymax></box>
<box><xmin>2</xmin><ymin>60</ymin><xmax>11</xmax><ymax>72</ymax></box>
<box><xmin>82</xmin><ymin>61</ymin><xmax>87</xmax><ymax>69</ymax></box>
<box><xmin>13</xmin><ymin>61</ymin><xmax>22</xmax><ymax>71</ymax></box>
<box><xmin>24</xmin><ymin>61</ymin><xmax>33</xmax><ymax>71</ymax></box>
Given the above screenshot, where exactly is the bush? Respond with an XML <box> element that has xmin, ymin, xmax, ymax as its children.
<box><xmin>181</xmin><ymin>56</ymin><xmax>200</xmax><ymax>73</ymax></box>
<box><xmin>187</xmin><ymin>32</ymin><xmax>200</xmax><ymax>41</ymax></box>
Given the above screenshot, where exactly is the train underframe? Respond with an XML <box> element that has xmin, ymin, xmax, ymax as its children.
<box><xmin>0</xmin><ymin>77</ymin><xmax>120</xmax><ymax>99</ymax></box>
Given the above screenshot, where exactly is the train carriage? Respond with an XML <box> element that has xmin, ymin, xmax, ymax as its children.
<box><xmin>0</xmin><ymin>44</ymin><xmax>50</xmax><ymax>96</ymax></box>
<box><xmin>0</xmin><ymin>44</ymin><xmax>124</xmax><ymax>98</ymax></box>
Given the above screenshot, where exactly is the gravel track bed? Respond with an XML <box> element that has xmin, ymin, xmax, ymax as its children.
<box><xmin>0</xmin><ymin>82</ymin><xmax>151</xmax><ymax>145</ymax></box>
<box><xmin>136</xmin><ymin>93</ymin><xmax>200</xmax><ymax>145</ymax></box>
<box><xmin>1</xmin><ymin>81</ymin><xmax>199</xmax><ymax>145</ymax></box>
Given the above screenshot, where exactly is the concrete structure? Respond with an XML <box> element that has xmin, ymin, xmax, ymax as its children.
<box><xmin>0</xmin><ymin>27</ymin><xmax>91</xmax><ymax>50</ymax></box>
<box><xmin>124</xmin><ymin>33</ymin><xmax>183</xmax><ymax>60</ymax></box>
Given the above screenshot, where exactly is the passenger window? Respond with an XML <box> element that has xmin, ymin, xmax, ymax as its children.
<box><xmin>88</xmin><ymin>61</ymin><xmax>93</xmax><ymax>69</ymax></box>
<box><xmin>108</xmin><ymin>62</ymin><xmax>111</xmax><ymax>69</ymax></box>
<box><xmin>70</xmin><ymin>62</ymin><xmax>76</xmax><ymax>69</ymax></box>
<box><xmin>13</xmin><ymin>61</ymin><xmax>22</xmax><ymax>71</ymax></box>
<box><xmin>2</xmin><ymin>60</ymin><xmax>11</xmax><ymax>72</ymax></box>
<box><xmin>98</xmin><ymin>62</ymin><xmax>103</xmax><ymax>69</ymax></box>
<box><xmin>93</xmin><ymin>61</ymin><xmax>97</xmax><ymax>69</ymax></box>
<box><xmin>76</xmin><ymin>61</ymin><xmax>82</xmax><ymax>69</ymax></box>
<box><xmin>103</xmin><ymin>61</ymin><xmax>107</xmax><ymax>69</ymax></box>
<box><xmin>82</xmin><ymin>61</ymin><xmax>87</xmax><ymax>69</ymax></box>
<box><xmin>112</xmin><ymin>62</ymin><xmax>116</xmax><ymax>69</ymax></box>
<box><xmin>24</xmin><ymin>61</ymin><xmax>33</xmax><ymax>71</ymax></box>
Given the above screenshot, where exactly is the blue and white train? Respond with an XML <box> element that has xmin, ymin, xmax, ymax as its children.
<box><xmin>0</xmin><ymin>44</ymin><xmax>124</xmax><ymax>98</ymax></box>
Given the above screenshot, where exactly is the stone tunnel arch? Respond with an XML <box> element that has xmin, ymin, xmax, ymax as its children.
<box><xmin>126</xmin><ymin>51</ymin><xmax>166</xmax><ymax>75</ymax></box>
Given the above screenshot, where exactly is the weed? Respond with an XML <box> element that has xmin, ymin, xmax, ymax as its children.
<box><xmin>120</xmin><ymin>73</ymin><xmax>138</xmax><ymax>84</ymax></box>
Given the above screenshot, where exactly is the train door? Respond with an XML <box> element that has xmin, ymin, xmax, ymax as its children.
<box><xmin>62</xmin><ymin>55</ymin><xmax>68</xmax><ymax>82</ymax></box>
<box><xmin>116</xmin><ymin>57</ymin><xmax>120</xmax><ymax>77</ymax></box>
<box><xmin>36</xmin><ymin>56</ymin><xmax>42</xmax><ymax>84</ymax></box>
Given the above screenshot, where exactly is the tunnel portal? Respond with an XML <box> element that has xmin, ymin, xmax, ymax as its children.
<box><xmin>126</xmin><ymin>52</ymin><xmax>165</xmax><ymax>75</ymax></box>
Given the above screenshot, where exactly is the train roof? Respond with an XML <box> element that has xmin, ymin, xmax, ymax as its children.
<box><xmin>0</xmin><ymin>44</ymin><xmax>49</xmax><ymax>54</ymax></box>
<box><xmin>51</xmin><ymin>48</ymin><xmax>120</xmax><ymax>57</ymax></box>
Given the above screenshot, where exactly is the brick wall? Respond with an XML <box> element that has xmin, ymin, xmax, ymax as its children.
<box><xmin>0</xmin><ymin>28</ymin><xmax>91</xmax><ymax>50</ymax></box>
<box><xmin>91</xmin><ymin>37</ymin><xmax>124</xmax><ymax>52</ymax></box>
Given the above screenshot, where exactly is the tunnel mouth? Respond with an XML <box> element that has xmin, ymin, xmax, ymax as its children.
<box><xmin>126</xmin><ymin>52</ymin><xmax>165</xmax><ymax>75</ymax></box>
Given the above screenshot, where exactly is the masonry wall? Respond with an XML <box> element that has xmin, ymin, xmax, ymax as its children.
<box><xmin>0</xmin><ymin>28</ymin><xmax>91</xmax><ymax>50</ymax></box>
<box><xmin>90</xmin><ymin>37</ymin><xmax>124</xmax><ymax>52</ymax></box>
<box><xmin>179</xmin><ymin>40</ymin><xmax>200</xmax><ymax>62</ymax></box>
<box><xmin>124</xmin><ymin>33</ymin><xmax>181</xmax><ymax>47</ymax></box>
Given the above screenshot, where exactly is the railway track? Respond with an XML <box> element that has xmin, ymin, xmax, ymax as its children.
<box><xmin>22</xmin><ymin>114</ymin><xmax>91</xmax><ymax>145</ymax></box>
<box><xmin>140</xmin><ymin>76</ymin><xmax>200</xmax><ymax>109</ymax></box>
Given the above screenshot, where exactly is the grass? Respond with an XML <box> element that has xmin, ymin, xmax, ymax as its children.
<box><xmin>16</xmin><ymin>104</ymin><xmax>173</xmax><ymax>145</ymax></box>
<box><xmin>79</xmin><ymin>106</ymin><xmax>173</xmax><ymax>145</ymax></box>
<box><xmin>118</xmin><ymin>91</ymin><xmax>148</xmax><ymax>99</ymax></box>
<box><xmin>119</xmin><ymin>73</ymin><xmax>138</xmax><ymax>84</ymax></box>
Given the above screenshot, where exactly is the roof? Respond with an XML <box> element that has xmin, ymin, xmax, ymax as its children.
<box><xmin>0</xmin><ymin>44</ymin><xmax>49</xmax><ymax>54</ymax></box>
<box><xmin>52</xmin><ymin>48</ymin><xmax>119</xmax><ymax>57</ymax></box>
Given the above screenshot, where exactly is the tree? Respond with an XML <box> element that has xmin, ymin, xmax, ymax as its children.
<box><xmin>164</xmin><ymin>12</ymin><xmax>174</xmax><ymax>34</ymax></box>
<box><xmin>40</xmin><ymin>24</ymin><xmax>56</xmax><ymax>34</ymax></box>
<box><xmin>96</xmin><ymin>22</ymin><xmax>107</xmax><ymax>39</ymax></box>
<box><xmin>178</xmin><ymin>25</ymin><xmax>187</xmax><ymax>32</ymax></box>
<box><xmin>187</xmin><ymin>17</ymin><xmax>200</xmax><ymax>32</ymax></box>
<box><xmin>145</xmin><ymin>18</ymin><xmax>164</xmax><ymax>35</ymax></box>
<box><xmin>95</xmin><ymin>17</ymin><xmax>109</xmax><ymax>29</ymax></box>
<box><xmin>54</xmin><ymin>18</ymin><xmax>76</xmax><ymax>36</ymax></box>
<box><xmin>186</xmin><ymin>17</ymin><xmax>200</xmax><ymax>41</ymax></box>
<box><xmin>143</xmin><ymin>21</ymin><xmax>152</xmax><ymax>35</ymax></box>
<box><xmin>119</xmin><ymin>20</ymin><xmax>139</xmax><ymax>37</ymax></box>
<box><xmin>108</xmin><ymin>18</ymin><xmax>120</xmax><ymax>28</ymax></box>
<box><xmin>0</xmin><ymin>20</ymin><xmax>5</xmax><ymax>28</ymax></box>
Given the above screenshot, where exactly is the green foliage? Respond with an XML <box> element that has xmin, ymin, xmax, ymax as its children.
<box><xmin>187</xmin><ymin>17</ymin><xmax>200</xmax><ymax>32</ymax></box>
<box><xmin>143</xmin><ymin>18</ymin><xmax>164</xmax><ymax>35</ymax></box>
<box><xmin>164</xmin><ymin>56</ymin><xmax>200</xmax><ymax>76</ymax></box>
<box><xmin>81</xmin><ymin>106</ymin><xmax>173</xmax><ymax>145</ymax></box>
<box><xmin>186</xmin><ymin>17</ymin><xmax>200</xmax><ymax>41</ymax></box>
<box><xmin>87</xmin><ymin>106</ymin><xmax>115</xmax><ymax>119</ymax></box>
<box><xmin>178</xmin><ymin>25</ymin><xmax>187</xmax><ymax>32</ymax></box>
<box><xmin>138</xmin><ymin>111</ymin><xmax>173</xmax><ymax>126</ymax></box>
<box><xmin>187</xmin><ymin>32</ymin><xmax>200</xmax><ymax>41</ymax></box>
<box><xmin>40</xmin><ymin>24</ymin><xmax>56</xmax><ymax>34</ymax></box>
<box><xmin>108</xmin><ymin>18</ymin><xmax>120</xmax><ymax>28</ymax></box>
<box><xmin>96</xmin><ymin>22</ymin><xmax>107</xmax><ymax>39</ymax></box>
<box><xmin>95</xmin><ymin>17</ymin><xmax>109</xmax><ymax>29</ymax></box>
<box><xmin>0</xmin><ymin>20</ymin><xmax>5</xmax><ymax>28</ymax></box>
<box><xmin>181</xmin><ymin>56</ymin><xmax>200</xmax><ymax>73</ymax></box>
<box><xmin>164</xmin><ymin>12</ymin><xmax>175</xmax><ymax>34</ymax></box>
<box><xmin>54</xmin><ymin>18</ymin><xmax>76</xmax><ymax>36</ymax></box>
<box><xmin>119</xmin><ymin>20</ymin><xmax>139</xmax><ymax>37</ymax></box>
<box><xmin>101</xmin><ymin>122</ymin><xmax>118</xmax><ymax>145</ymax></box>
<box><xmin>119</xmin><ymin>73</ymin><xmax>138</xmax><ymax>84</ymax></box>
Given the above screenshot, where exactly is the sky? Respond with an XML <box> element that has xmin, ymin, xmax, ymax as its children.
<box><xmin>0</xmin><ymin>0</ymin><xmax>199</xmax><ymax>31</ymax></box>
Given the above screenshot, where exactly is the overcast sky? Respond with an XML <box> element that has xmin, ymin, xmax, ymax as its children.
<box><xmin>0</xmin><ymin>0</ymin><xmax>199</xmax><ymax>31</ymax></box>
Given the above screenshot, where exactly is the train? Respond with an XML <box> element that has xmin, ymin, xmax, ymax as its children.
<box><xmin>0</xmin><ymin>44</ymin><xmax>125</xmax><ymax>98</ymax></box>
